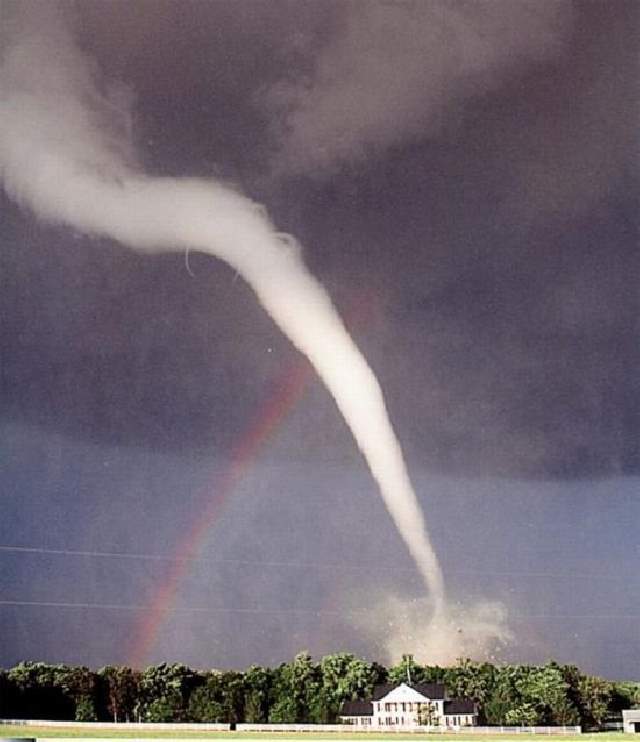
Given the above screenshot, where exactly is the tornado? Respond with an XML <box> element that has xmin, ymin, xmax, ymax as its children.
<box><xmin>0</xmin><ymin>4</ymin><xmax>446</xmax><ymax>622</ymax></box>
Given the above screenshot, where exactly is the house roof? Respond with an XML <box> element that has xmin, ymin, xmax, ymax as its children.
<box><xmin>341</xmin><ymin>700</ymin><xmax>373</xmax><ymax>716</ymax></box>
<box><xmin>372</xmin><ymin>682</ymin><xmax>446</xmax><ymax>701</ymax></box>
<box><xmin>444</xmin><ymin>699</ymin><xmax>476</xmax><ymax>714</ymax></box>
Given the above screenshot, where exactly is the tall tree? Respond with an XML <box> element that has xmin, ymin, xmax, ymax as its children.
<box><xmin>446</xmin><ymin>659</ymin><xmax>496</xmax><ymax>708</ymax></box>
<box><xmin>312</xmin><ymin>653</ymin><xmax>384</xmax><ymax>723</ymax></box>
<box><xmin>268</xmin><ymin>652</ymin><xmax>320</xmax><ymax>723</ymax></box>
<box><xmin>98</xmin><ymin>665</ymin><xmax>141</xmax><ymax>722</ymax></box>
<box><xmin>0</xmin><ymin>669</ymin><xmax>19</xmax><ymax>717</ymax></box>
<box><xmin>7</xmin><ymin>662</ymin><xmax>73</xmax><ymax>720</ymax></box>
<box><xmin>219</xmin><ymin>670</ymin><xmax>246</xmax><ymax>723</ymax></box>
<box><xmin>577</xmin><ymin>675</ymin><xmax>612</xmax><ymax>729</ymax></box>
<box><xmin>187</xmin><ymin>673</ymin><xmax>225</xmax><ymax>723</ymax></box>
<box><xmin>0</xmin><ymin>655</ymin><xmax>630</xmax><ymax>726</ymax></box>
<box><xmin>610</xmin><ymin>681</ymin><xmax>640</xmax><ymax>715</ymax></box>
<box><xmin>52</xmin><ymin>665</ymin><xmax>98</xmax><ymax>721</ymax></box>
<box><xmin>243</xmin><ymin>665</ymin><xmax>273</xmax><ymax>723</ymax></box>
<box><xmin>137</xmin><ymin>663</ymin><xmax>200</xmax><ymax>722</ymax></box>
<box><xmin>187</xmin><ymin>670</ymin><xmax>245</xmax><ymax>723</ymax></box>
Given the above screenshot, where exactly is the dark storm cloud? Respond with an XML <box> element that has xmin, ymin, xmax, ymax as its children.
<box><xmin>1</xmin><ymin>0</ymin><xmax>638</xmax><ymax>678</ymax></box>
<box><xmin>1</xmin><ymin>0</ymin><xmax>636</xmax><ymax>478</ymax></box>
<box><xmin>0</xmin><ymin>196</ymin><xmax>296</xmax><ymax>452</ymax></box>
<box><xmin>264</xmin><ymin>0</ymin><xmax>639</xmax><ymax>479</ymax></box>
<box><xmin>76</xmin><ymin>0</ymin><xmax>334</xmax><ymax>179</ymax></box>
<box><xmin>263</xmin><ymin>0</ymin><xmax>574</xmax><ymax>176</ymax></box>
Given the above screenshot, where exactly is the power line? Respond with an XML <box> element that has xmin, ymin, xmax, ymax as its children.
<box><xmin>0</xmin><ymin>544</ymin><xmax>390</xmax><ymax>572</ymax></box>
<box><xmin>507</xmin><ymin>614</ymin><xmax>640</xmax><ymax>620</ymax></box>
<box><xmin>0</xmin><ymin>544</ymin><xmax>629</xmax><ymax>581</ymax></box>
<box><xmin>0</xmin><ymin>545</ymin><xmax>190</xmax><ymax>563</ymax></box>
<box><xmin>0</xmin><ymin>599</ymin><xmax>637</xmax><ymax>621</ymax></box>
<box><xmin>0</xmin><ymin>599</ymin><xmax>358</xmax><ymax>617</ymax></box>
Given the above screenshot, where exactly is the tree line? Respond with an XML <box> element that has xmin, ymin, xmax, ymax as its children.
<box><xmin>1</xmin><ymin>654</ymin><xmax>638</xmax><ymax>728</ymax></box>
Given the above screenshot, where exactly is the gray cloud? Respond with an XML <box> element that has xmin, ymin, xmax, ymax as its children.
<box><xmin>1</xmin><ymin>0</ymin><xmax>637</xmax><ymax>677</ymax></box>
<box><xmin>265</xmin><ymin>0</ymin><xmax>573</xmax><ymax>175</ymax></box>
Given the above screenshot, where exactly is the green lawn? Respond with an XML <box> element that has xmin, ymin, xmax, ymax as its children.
<box><xmin>0</xmin><ymin>727</ymin><xmax>634</xmax><ymax>741</ymax></box>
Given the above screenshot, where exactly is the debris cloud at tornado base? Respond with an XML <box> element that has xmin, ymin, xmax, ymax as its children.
<box><xmin>0</xmin><ymin>2</ymin><xmax>509</xmax><ymax>662</ymax></box>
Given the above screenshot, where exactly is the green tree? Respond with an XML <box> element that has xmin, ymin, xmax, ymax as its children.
<box><xmin>188</xmin><ymin>684</ymin><xmax>225</xmax><ymax>722</ymax></box>
<box><xmin>186</xmin><ymin>670</ymin><xmax>244</xmax><ymax>723</ymax></box>
<box><xmin>610</xmin><ymin>681</ymin><xmax>640</xmax><ymax>713</ymax></box>
<box><xmin>98</xmin><ymin>665</ymin><xmax>141</xmax><ymax>722</ymax></box>
<box><xmin>219</xmin><ymin>670</ymin><xmax>245</xmax><ymax>723</ymax></box>
<box><xmin>310</xmin><ymin>653</ymin><xmax>383</xmax><ymax>723</ymax></box>
<box><xmin>388</xmin><ymin>657</ymin><xmax>450</xmax><ymax>686</ymax></box>
<box><xmin>144</xmin><ymin>694</ymin><xmax>182</xmax><ymax>722</ymax></box>
<box><xmin>483</xmin><ymin>664</ymin><xmax>537</xmax><ymax>725</ymax></box>
<box><xmin>243</xmin><ymin>665</ymin><xmax>273</xmax><ymax>723</ymax></box>
<box><xmin>0</xmin><ymin>655</ymin><xmax>628</xmax><ymax>728</ymax></box>
<box><xmin>577</xmin><ymin>675</ymin><xmax>611</xmax><ymax>729</ymax></box>
<box><xmin>388</xmin><ymin>656</ymin><xmax>431</xmax><ymax>686</ymax></box>
<box><xmin>505</xmin><ymin>702</ymin><xmax>539</xmax><ymax>726</ymax></box>
<box><xmin>137</xmin><ymin>663</ymin><xmax>199</xmax><ymax>722</ymax></box>
<box><xmin>484</xmin><ymin>683</ymin><xmax>514</xmax><ymax>725</ymax></box>
<box><xmin>8</xmin><ymin>662</ymin><xmax>73</xmax><ymax>719</ymax></box>
<box><xmin>519</xmin><ymin>663</ymin><xmax>574</xmax><ymax>725</ymax></box>
<box><xmin>73</xmin><ymin>695</ymin><xmax>97</xmax><ymax>722</ymax></box>
<box><xmin>446</xmin><ymin>659</ymin><xmax>496</xmax><ymax>708</ymax></box>
<box><xmin>52</xmin><ymin>665</ymin><xmax>98</xmax><ymax>721</ymax></box>
<box><xmin>0</xmin><ymin>668</ymin><xmax>19</xmax><ymax>717</ymax></box>
<box><xmin>268</xmin><ymin>652</ymin><xmax>320</xmax><ymax>723</ymax></box>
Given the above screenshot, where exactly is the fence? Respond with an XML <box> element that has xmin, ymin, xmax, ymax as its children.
<box><xmin>1</xmin><ymin>719</ymin><xmax>582</xmax><ymax>735</ymax></box>
<box><xmin>447</xmin><ymin>728</ymin><xmax>581</xmax><ymax>735</ymax></box>
<box><xmin>237</xmin><ymin>723</ymin><xmax>581</xmax><ymax>734</ymax></box>
<box><xmin>0</xmin><ymin>719</ymin><xmax>230</xmax><ymax>731</ymax></box>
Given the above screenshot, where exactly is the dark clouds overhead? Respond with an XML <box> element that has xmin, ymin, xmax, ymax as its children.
<box><xmin>1</xmin><ymin>0</ymin><xmax>638</xmax><ymax>675</ymax></box>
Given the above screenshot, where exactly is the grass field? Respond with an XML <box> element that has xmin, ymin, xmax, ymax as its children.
<box><xmin>0</xmin><ymin>727</ymin><xmax>634</xmax><ymax>741</ymax></box>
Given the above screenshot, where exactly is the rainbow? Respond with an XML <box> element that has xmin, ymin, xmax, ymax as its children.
<box><xmin>127</xmin><ymin>292</ymin><xmax>375</xmax><ymax>667</ymax></box>
<box><xmin>127</xmin><ymin>359</ymin><xmax>311</xmax><ymax>667</ymax></box>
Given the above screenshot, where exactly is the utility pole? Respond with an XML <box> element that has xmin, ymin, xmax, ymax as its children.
<box><xmin>402</xmin><ymin>653</ymin><xmax>414</xmax><ymax>686</ymax></box>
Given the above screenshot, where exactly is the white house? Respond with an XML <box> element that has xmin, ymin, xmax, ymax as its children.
<box><xmin>340</xmin><ymin>682</ymin><xmax>477</xmax><ymax>729</ymax></box>
<box><xmin>622</xmin><ymin>709</ymin><xmax>640</xmax><ymax>733</ymax></box>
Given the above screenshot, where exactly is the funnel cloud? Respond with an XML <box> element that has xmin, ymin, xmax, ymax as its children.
<box><xmin>1</xmin><ymin>0</ymin><xmax>637</xmax><ymax>678</ymax></box>
<box><xmin>1</xmin><ymin>2</ymin><xmax>459</xmax><ymax>654</ymax></box>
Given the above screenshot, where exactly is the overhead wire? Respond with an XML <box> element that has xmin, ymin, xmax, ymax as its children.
<box><xmin>0</xmin><ymin>544</ymin><xmax>628</xmax><ymax>580</ymax></box>
<box><xmin>0</xmin><ymin>599</ymin><xmax>636</xmax><ymax>621</ymax></box>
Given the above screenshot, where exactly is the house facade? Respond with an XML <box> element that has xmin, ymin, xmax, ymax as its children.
<box><xmin>622</xmin><ymin>709</ymin><xmax>640</xmax><ymax>733</ymax></box>
<box><xmin>340</xmin><ymin>682</ymin><xmax>477</xmax><ymax>729</ymax></box>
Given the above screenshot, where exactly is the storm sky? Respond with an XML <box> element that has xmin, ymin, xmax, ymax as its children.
<box><xmin>1</xmin><ymin>0</ymin><xmax>638</xmax><ymax>679</ymax></box>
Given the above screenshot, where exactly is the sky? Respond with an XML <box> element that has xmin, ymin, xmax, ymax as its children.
<box><xmin>1</xmin><ymin>0</ymin><xmax>638</xmax><ymax>679</ymax></box>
